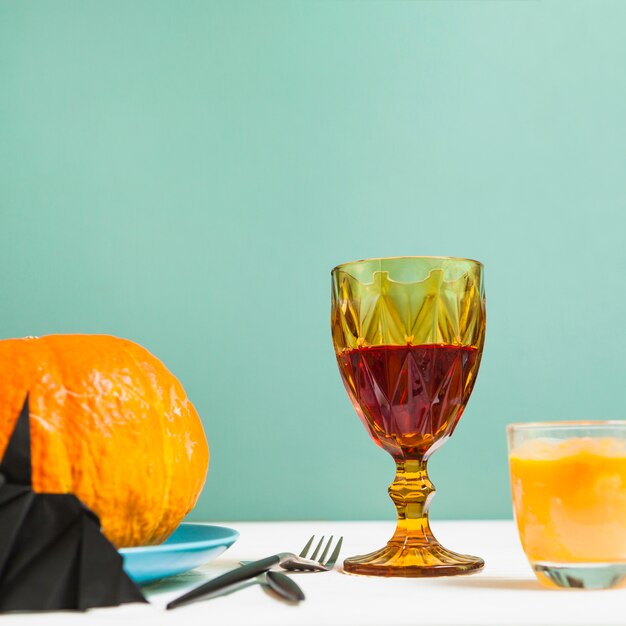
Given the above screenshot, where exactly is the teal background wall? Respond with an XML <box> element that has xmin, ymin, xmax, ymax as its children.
<box><xmin>1</xmin><ymin>1</ymin><xmax>625</xmax><ymax>522</ymax></box>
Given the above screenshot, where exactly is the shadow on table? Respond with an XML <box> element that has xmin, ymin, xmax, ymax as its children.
<box><xmin>437</xmin><ymin>577</ymin><xmax>545</xmax><ymax>592</ymax></box>
<box><xmin>141</xmin><ymin>571</ymin><xmax>207</xmax><ymax>595</ymax></box>
<box><xmin>141</xmin><ymin>558</ymin><xmax>243</xmax><ymax>596</ymax></box>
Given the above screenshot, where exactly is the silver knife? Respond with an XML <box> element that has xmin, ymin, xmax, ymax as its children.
<box><xmin>167</xmin><ymin>555</ymin><xmax>304</xmax><ymax>609</ymax></box>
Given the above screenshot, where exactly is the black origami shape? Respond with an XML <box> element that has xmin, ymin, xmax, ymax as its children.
<box><xmin>0</xmin><ymin>396</ymin><xmax>147</xmax><ymax>611</ymax></box>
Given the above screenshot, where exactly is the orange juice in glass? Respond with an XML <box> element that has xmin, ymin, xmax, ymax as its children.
<box><xmin>508</xmin><ymin>422</ymin><xmax>626</xmax><ymax>589</ymax></box>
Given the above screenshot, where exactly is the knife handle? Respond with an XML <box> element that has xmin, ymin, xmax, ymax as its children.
<box><xmin>167</xmin><ymin>554</ymin><xmax>281</xmax><ymax>609</ymax></box>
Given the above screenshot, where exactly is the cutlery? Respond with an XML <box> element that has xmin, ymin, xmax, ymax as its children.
<box><xmin>262</xmin><ymin>571</ymin><xmax>305</xmax><ymax>602</ymax></box>
<box><xmin>166</xmin><ymin>535</ymin><xmax>343</xmax><ymax>609</ymax></box>
<box><xmin>284</xmin><ymin>535</ymin><xmax>343</xmax><ymax>572</ymax></box>
<box><xmin>241</xmin><ymin>535</ymin><xmax>344</xmax><ymax>572</ymax></box>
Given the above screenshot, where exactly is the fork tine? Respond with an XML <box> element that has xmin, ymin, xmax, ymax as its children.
<box><xmin>310</xmin><ymin>536</ymin><xmax>325</xmax><ymax>561</ymax></box>
<box><xmin>323</xmin><ymin>536</ymin><xmax>343</xmax><ymax>569</ymax></box>
<box><xmin>318</xmin><ymin>535</ymin><xmax>333</xmax><ymax>564</ymax></box>
<box><xmin>299</xmin><ymin>535</ymin><xmax>315</xmax><ymax>558</ymax></box>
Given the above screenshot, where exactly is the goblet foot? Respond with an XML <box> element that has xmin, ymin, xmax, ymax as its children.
<box><xmin>343</xmin><ymin>542</ymin><xmax>484</xmax><ymax>577</ymax></box>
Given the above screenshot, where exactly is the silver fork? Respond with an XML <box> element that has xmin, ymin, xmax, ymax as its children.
<box><xmin>281</xmin><ymin>535</ymin><xmax>343</xmax><ymax>572</ymax></box>
<box><xmin>258</xmin><ymin>536</ymin><xmax>343</xmax><ymax>602</ymax></box>
<box><xmin>167</xmin><ymin>535</ymin><xmax>343</xmax><ymax>609</ymax></box>
<box><xmin>240</xmin><ymin>535</ymin><xmax>343</xmax><ymax>572</ymax></box>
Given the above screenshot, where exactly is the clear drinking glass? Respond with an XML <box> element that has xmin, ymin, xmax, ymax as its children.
<box><xmin>508</xmin><ymin>422</ymin><xmax>626</xmax><ymax>589</ymax></box>
<box><xmin>331</xmin><ymin>256</ymin><xmax>486</xmax><ymax>577</ymax></box>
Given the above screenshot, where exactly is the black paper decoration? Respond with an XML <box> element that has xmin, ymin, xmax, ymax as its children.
<box><xmin>0</xmin><ymin>396</ymin><xmax>147</xmax><ymax>611</ymax></box>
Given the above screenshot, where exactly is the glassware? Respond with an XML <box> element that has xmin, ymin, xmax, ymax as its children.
<box><xmin>508</xmin><ymin>421</ymin><xmax>626</xmax><ymax>589</ymax></box>
<box><xmin>331</xmin><ymin>256</ymin><xmax>486</xmax><ymax>577</ymax></box>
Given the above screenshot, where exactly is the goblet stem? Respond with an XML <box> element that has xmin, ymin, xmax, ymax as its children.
<box><xmin>343</xmin><ymin>456</ymin><xmax>484</xmax><ymax>577</ymax></box>
<box><xmin>388</xmin><ymin>458</ymin><xmax>437</xmax><ymax>548</ymax></box>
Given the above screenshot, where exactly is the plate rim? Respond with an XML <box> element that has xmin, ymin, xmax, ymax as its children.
<box><xmin>119</xmin><ymin>522</ymin><xmax>239</xmax><ymax>555</ymax></box>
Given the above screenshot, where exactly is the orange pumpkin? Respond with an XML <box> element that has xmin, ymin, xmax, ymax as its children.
<box><xmin>0</xmin><ymin>334</ymin><xmax>209</xmax><ymax>548</ymax></box>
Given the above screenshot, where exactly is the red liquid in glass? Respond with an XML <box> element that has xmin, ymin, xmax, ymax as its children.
<box><xmin>337</xmin><ymin>344</ymin><xmax>480</xmax><ymax>459</ymax></box>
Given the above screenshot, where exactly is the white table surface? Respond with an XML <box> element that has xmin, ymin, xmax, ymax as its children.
<box><xmin>2</xmin><ymin>520</ymin><xmax>625</xmax><ymax>626</ymax></box>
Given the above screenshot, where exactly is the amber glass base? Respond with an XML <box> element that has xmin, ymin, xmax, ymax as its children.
<box><xmin>343</xmin><ymin>542</ymin><xmax>484</xmax><ymax>577</ymax></box>
<box><xmin>343</xmin><ymin>458</ymin><xmax>485</xmax><ymax>577</ymax></box>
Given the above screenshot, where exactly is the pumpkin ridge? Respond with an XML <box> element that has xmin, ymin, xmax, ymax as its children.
<box><xmin>120</xmin><ymin>340</ymin><xmax>173</xmax><ymax>546</ymax></box>
<box><xmin>32</xmin><ymin>338</ymin><xmax>74</xmax><ymax>495</ymax></box>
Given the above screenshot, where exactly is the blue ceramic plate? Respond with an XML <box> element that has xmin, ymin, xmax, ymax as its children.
<box><xmin>120</xmin><ymin>523</ymin><xmax>239</xmax><ymax>584</ymax></box>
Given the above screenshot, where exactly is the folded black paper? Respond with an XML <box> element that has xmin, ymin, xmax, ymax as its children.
<box><xmin>0</xmin><ymin>396</ymin><xmax>147</xmax><ymax>611</ymax></box>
